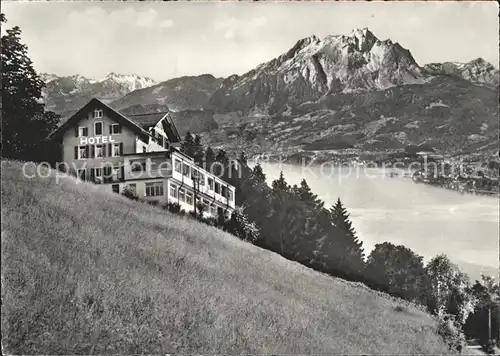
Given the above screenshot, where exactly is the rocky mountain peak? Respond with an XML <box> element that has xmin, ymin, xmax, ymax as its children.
<box><xmin>349</xmin><ymin>27</ymin><xmax>378</xmax><ymax>52</ymax></box>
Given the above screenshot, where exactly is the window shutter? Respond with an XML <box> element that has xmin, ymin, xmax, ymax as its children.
<box><xmin>119</xmin><ymin>143</ymin><xmax>123</xmax><ymax>155</ymax></box>
<box><xmin>109</xmin><ymin>124</ymin><xmax>113</xmax><ymax>134</ymax></box>
<box><xmin>90</xmin><ymin>168</ymin><xmax>95</xmax><ymax>181</ymax></box>
<box><xmin>75</xmin><ymin>127</ymin><xmax>79</xmax><ymax>137</ymax></box>
<box><xmin>102</xmin><ymin>144</ymin><xmax>106</xmax><ymax>157</ymax></box>
<box><xmin>74</xmin><ymin>146</ymin><xmax>78</xmax><ymax>159</ymax></box>
<box><xmin>118</xmin><ymin>124</ymin><xmax>122</xmax><ymax>134</ymax></box>
<box><xmin>90</xmin><ymin>145</ymin><xmax>95</xmax><ymax>158</ymax></box>
<box><xmin>108</xmin><ymin>143</ymin><xmax>112</xmax><ymax>156</ymax></box>
<box><xmin>84</xmin><ymin>127</ymin><xmax>88</xmax><ymax>136</ymax></box>
<box><xmin>120</xmin><ymin>166</ymin><xmax>124</xmax><ymax>180</ymax></box>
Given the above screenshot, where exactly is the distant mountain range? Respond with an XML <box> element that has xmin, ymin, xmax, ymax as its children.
<box><xmin>41</xmin><ymin>72</ymin><xmax>157</xmax><ymax>118</ymax></box>
<box><xmin>41</xmin><ymin>28</ymin><xmax>499</xmax><ymax>156</ymax></box>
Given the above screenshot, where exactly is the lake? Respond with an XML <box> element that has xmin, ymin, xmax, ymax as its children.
<box><xmin>254</xmin><ymin>161</ymin><xmax>499</xmax><ymax>281</ymax></box>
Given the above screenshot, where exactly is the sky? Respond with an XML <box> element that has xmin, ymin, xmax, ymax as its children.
<box><xmin>2</xmin><ymin>1</ymin><xmax>498</xmax><ymax>82</ymax></box>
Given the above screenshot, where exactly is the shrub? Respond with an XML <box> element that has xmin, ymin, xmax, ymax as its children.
<box><xmin>121</xmin><ymin>187</ymin><xmax>139</xmax><ymax>201</ymax></box>
<box><xmin>436</xmin><ymin>311</ymin><xmax>466</xmax><ymax>353</ymax></box>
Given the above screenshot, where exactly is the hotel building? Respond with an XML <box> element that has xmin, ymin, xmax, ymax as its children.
<box><xmin>50</xmin><ymin>98</ymin><xmax>236</xmax><ymax>217</ymax></box>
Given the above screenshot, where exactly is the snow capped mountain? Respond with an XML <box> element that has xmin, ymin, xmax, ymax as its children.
<box><xmin>209</xmin><ymin>28</ymin><xmax>427</xmax><ymax>114</ymax></box>
<box><xmin>423</xmin><ymin>58</ymin><xmax>499</xmax><ymax>87</ymax></box>
<box><xmin>100</xmin><ymin>72</ymin><xmax>157</xmax><ymax>93</ymax></box>
<box><xmin>41</xmin><ymin>72</ymin><xmax>157</xmax><ymax>115</ymax></box>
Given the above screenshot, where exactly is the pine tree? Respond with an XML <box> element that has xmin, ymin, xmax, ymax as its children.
<box><xmin>272</xmin><ymin>171</ymin><xmax>290</xmax><ymax>193</ymax></box>
<box><xmin>192</xmin><ymin>134</ymin><xmax>204</xmax><ymax>166</ymax></box>
<box><xmin>329</xmin><ymin>198</ymin><xmax>364</xmax><ymax>259</ymax></box>
<box><xmin>205</xmin><ymin>146</ymin><xmax>216</xmax><ymax>173</ymax></box>
<box><xmin>214</xmin><ymin>149</ymin><xmax>229</xmax><ymax>178</ymax></box>
<box><xmin>294</xmin><ymin>179</ymin><xmax>324</xmax><ymax>211</ymax></box>
<box><xmin>181</xmin><ymin>131</ymin><xmax>195</xmax><ymax>157</ymax></box>
<box><xmin>1</xmin><ymin>14</ymin><xmax>60</xmax><ymax>161</ymax></box>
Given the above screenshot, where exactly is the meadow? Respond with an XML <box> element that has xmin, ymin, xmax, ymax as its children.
<box><xmin>1</xmin><ymin>160</ymin><xmax>452</xmax><ymax>354</ymax></box>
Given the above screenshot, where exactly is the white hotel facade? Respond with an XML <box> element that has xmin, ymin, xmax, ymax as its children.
<box><xmin>51</xmin><ymin>98</ymin><xmax>236</xmax><ymax>217</ymax></box>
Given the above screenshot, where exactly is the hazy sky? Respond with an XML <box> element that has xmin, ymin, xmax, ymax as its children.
<box><xmin>2</xmin><ymin>1</ymin><xmax>498</xmax><ymax>82</ymax></box>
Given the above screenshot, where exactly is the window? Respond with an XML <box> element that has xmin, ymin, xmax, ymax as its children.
<box><xmin>186</xmin><ymin>191</ymin><xmax>193</xmax><ymax>206</ymax></box>
<box><xmin>78</xmin><ymin>146</ymin><xmax>88</xmax><ymax>159</ymax></box>
<box><xmin>208</xmin><ymin>177</ymin><xmax>214</xmax><ymax>190</ymax></box>
<box><xmin>93</xmin><ymin>109</ymin><xmax>103</xmax><ymax>119</ymax></box>
<box><xmin>174</xmin><ymin>159</ymin><xmax>182</xmax><ymax>173</ymax></box>
<box><xmin>183</xmin><ymin>163</ymin><xmax>190</xmax><ymax>177</ymax></box>
<box><xmin>112</xmin><ymin>143</ymin><xmax>121</xmax><ymax>157</ymax></box>
<box><xmin>111</xmin><ymin>123</ymin><xmax>121</xmax><ymax>135</ymax></box>
<box><xmin>199</xmin><ymin>172</ymin><xmax>205</xmax><ymax>186</ymax></box>
<box><xmin>228</xmin><ymin>189</ymin><xmax>234</xmax><ymax>202</ymax></box>
<box><xmin>170</xmin><ymin>184</ymin><xmax>178</xmax><ymax>198</ymax></box>
<box><xmin>143</xmin><ymin>146</ymin><xmax>147</xmax><ymax>153</ymax></box>
<box><xmin>215</xmin><ymin>182</ymin><xmax>221</xmax><ymax>194</ymax></box>
<box><xmin>163</xmin><ymin>137</ymin><xmax>169</xmax><ymax>149</ymax></box>
<box><xmin>94</xmin><ymin>121</ymin><xmax>103</xmax><ymax>135</ymax></box>
<box><xmin>131</xmin><ymin>160</ymin><xmax>146</xmax><ymax>172</ymax></box>
<box><xmin>95</xmin><ymin>144</ymin><xmax>104</xmax><ymax>158</ymax></box>
<box><xmin>77</xmin><ymin>168</ymin><xmax>86</xmax><ymax>180</ymax></box>
<box><xmin>112</xmin><ymin>184</ymin><xmax>119</xmax><ymax>193</ymax></box>
<box><xmin>178</xmin><ymin>188</ymin><xmax>186</xmax><ymax>202</ymax></box>
<box><xmin>112</xmin><ymin>166</ymin><xmax>122</xmax><ymax>181</ymax></box>
<box><xmin>145</xmin><ymin>182</ymin><xmax>164</xmax><ymax>197</ymax></box>
<box><xmin>221</xmin><ymin>185</ymin><xmax>227</xmax><ymax>198</ymax></box>
<box><xmin>210</xmin><ymin>204</ymin><xmax>217</xmax><ymax>215</ymax></box>
<box><xmin>78</xmin><ymin>127</ymin><xmax>88</xmax><ymax>137</ymax></box>
<box><xmin>94</xmin><ymin>168</ymin><xmax>102</xmax><ymax>181</ymax></box>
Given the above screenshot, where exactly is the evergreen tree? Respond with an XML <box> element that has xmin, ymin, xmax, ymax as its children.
<box><xmin>214</xmin><ymin>149</ymin><xmax>229</xmax><ymax>177</ymax></box>
<box><xmin>329</xmin><ymin>198</ymin><xmax>364</xmax><ymax>259</ymax></box>
<box><xmin>192</xmin><ymin>134</ymin><xmax>204</xmax><ymax>166</ymax></box>
<box><xmin>205</xmin><ymin>146</ymin><xmax>216</xmax><ymax>173</ymax></box>
<box><xmin>272</xmin><ymin>171</ymin><xmax>290</xmax><ymax>193</ymax></box>
<box><xmin>1</xmin><ymin>14</ymin><xmax>60</xmax><ymax>161</ymax></box>
<box><xmin>181</xmin><ymin>131</ymin><xmax>195</xmax><ymax>157</ymax></box>
<box><xmin>251</xmin><ymin>164</ymin><xmax>267</xmax><ymax>186</ymax></box>
<box><xmin>294</xmin><ymin>179</ymin><xmax>324</xmax><ymax>211</ymax></box>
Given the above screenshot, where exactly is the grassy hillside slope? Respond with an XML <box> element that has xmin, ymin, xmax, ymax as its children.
<box><xmin>1</xmin><ymin>160</ymin><xmax>451</xmax><ymax>354</ymax></box>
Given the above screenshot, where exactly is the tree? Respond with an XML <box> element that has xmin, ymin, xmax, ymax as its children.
<box><xmin>224</xmin><ymin>206</ymin><xmax>259</xmax><ymax>244</ymax></box>
<box><xmin>329</xmin><ymin>198</ymin><xmax>364</xmax><ymax>259</ymax></box>
<box><xmin>465</xmin><ymin>275</ymin><xmax>499</xmax><ymax>347</ymax></box>
<box><xmin>205</xmin><ymin>146</ymin><xmax>216</xmax><ymax>174</ymax></box>
<box><xmin>181</xmin><ymin>131</ymin><xmax>195</xmax><ymax>157</ymax></box>
<box><xmin>192</xmin><ymin>134</ymin><xmax>204</xmax><ymax>166</ymax></box>
<box><xmin>293</xmin><ymin>179</ymin><xmax>324</xmax><ymax>211</ymax></box>
<box><xmin>272</xmin><ymin>171</ymin><xmax>290</xmax><ymax>193</ymax></box>
<box><xmin>366</xmin><ymin>242</ymin><xmax>428</xmax><ymax>302</ymax></box>
<box><xmin>425</xmin><ymin>254</ymin><xmax>477</xmax><ymax>326</ymax></box>
<box><xmin>1</xmin><ymin>14</ymin><xmax>60</xmax><ymax>161</ymax></box>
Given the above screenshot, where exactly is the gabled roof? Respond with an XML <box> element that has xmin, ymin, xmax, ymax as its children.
<box><xmin>162</xmin><ymin>114</ymin><xmax>181</xmax><ymax>143</ymax></box>
<box><xmin>50</xmin><ymin>98</ymin><xmax>151</xmax><ymax>141</ymax></box>
<box><xmin>128</xmin><ymin>112</ymin><xmax>169</xmax><ymax>130</ymax></box>
<box><xmin>127</xmin><ymin>111</ymin><xmax>181</xmax><ymax>143</ymax></box>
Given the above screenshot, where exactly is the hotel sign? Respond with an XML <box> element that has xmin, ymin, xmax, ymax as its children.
<box><xmin>80</xmin><ymin>135</ymin><xmax>116</xmax><ymax>145</ymax></box>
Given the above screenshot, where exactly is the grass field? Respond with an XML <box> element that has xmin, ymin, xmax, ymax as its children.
<box><xmin>1</xmin><ymin>160</ymin><xmax>452</xmax><ymax>354</ymax></box>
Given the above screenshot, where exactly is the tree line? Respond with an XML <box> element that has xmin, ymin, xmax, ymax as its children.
<box><xmin>2</xmin><ymin>13</ymin><xmax>498</xmax><ymax>353</ymax></box>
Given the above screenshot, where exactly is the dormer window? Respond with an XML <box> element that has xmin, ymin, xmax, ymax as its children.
<box><xmin>93</xmin><ymin>109</ymin><xmax>103</xmax><ymax>119</ymax></box>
